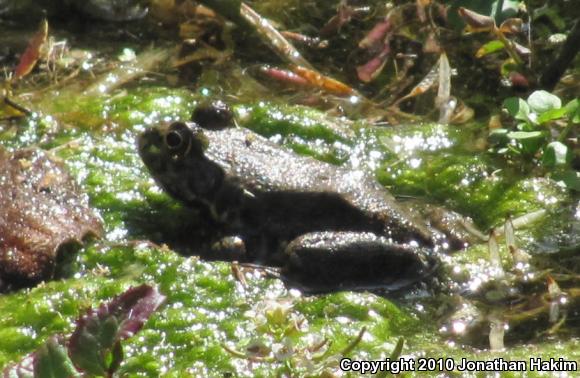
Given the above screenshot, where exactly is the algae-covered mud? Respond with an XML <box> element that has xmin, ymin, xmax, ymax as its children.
<box><xmin>1</xmin><ymin>0</ymin><xmax>579</xmax><ymax>376</ymax></box>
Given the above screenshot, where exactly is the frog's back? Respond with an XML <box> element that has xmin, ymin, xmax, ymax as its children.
<box><xmin>204</xmin><ymin>127</ymin><xmax>436</xmax><ymax>245</ymax></box>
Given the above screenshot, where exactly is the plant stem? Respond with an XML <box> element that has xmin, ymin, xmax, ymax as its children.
<box><xmin>540</xmin><ymin>20</ymin><xmax>580</xmax><ymax>91</ymax></box>
<box><xmin>494</xmin><ymin>27</ymin><xmax>523</xmax><ymax>66</ymax></box>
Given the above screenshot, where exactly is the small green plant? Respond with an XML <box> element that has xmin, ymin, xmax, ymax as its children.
<box><xmin>220</xmin><ymin>297</ymin><xmax>396</xmax><ymax>376</ymax></box>
<box><xmin>489</xmin><ymin>90</ymin><xmax>579</xmax><ymax>190</ymax></box>
<box><xmin>456</xmin><ymin>2</ymin><xmax>530</xmax><ymax>87</ymax></box>
<box><xmin>2</xmin><ymin>285</ymin><xmax>165</xmax><ymax>378</ymax></box>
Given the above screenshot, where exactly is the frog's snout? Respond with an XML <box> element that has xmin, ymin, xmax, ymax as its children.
<box><xmin>137</xmin><ymin>128</ymin><xmax>163</xmax><ymax>161</ymax></box>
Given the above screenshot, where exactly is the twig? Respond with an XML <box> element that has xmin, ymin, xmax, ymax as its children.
<box><xmin>239</xmin><ymin>2</ymin><xmax>313</xmax><ymax>69</ymax></box>
<box><xmin>3</xmin><ymin>97</ymin><xmax>32</xmax><ymax>116</ymax></box>
<box><xmin>494</xmin><ymin>27</ymin><xmax>523</xmax><ymax>66</ymax></box>
<box><xmin>222</xmin><ymin>343</ymin><xmax>275</xmax><ymax>362</ymax></box>
<box><xmin>540</xmin><ymin>20</ymin><xmax>580</xmax><ymax>91</ymax></box>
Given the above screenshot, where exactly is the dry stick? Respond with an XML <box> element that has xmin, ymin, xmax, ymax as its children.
<box><xmin>3</xmin><ymin>97</ymin><xmax>32</xmax><ymax>116</ymax></box>
<box><xmin>540</xmin><ymin>19</ymin><xmax>580</xmax><ymax>91</ymax></box>
<box><xmin>494</xmin><ymin>26</ymin><xmax>523</xmax><ymax>66</ymax></box>
<box><xmin>239</xmin><ymin>2</ymin><xmax>313</xmax><ymax>70</ymax></box>
<box><xmin>222</xmin><ymin>343</ymin><xmax>275</xmax><ymax>362</ymax></box>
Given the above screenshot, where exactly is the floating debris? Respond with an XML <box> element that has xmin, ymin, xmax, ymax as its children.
<box><xmin>0</xmin><ymin>148</ymin><xmax>103</xmax><ymax>291</ymax></box>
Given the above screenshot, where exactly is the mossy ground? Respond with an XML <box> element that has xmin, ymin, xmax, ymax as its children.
<box><xmin>1</xmin><ymin>82</ymin><xmax>577</xmax><ymax>376</ymax></box>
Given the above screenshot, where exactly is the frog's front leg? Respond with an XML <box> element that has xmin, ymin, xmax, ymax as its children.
<box><xmin>206</xmin><ymin>233</ymin><xmax>286</xmax><ymax>264</ymax></box>
<box><xmin>206</xmin><ymin>235</ymin><xmax>247</xmax><ymax>261</ymax></box>
<box><xmin>283</xmin><ymin>232</ymin><xmax>438</xmax><ymax>293</ymax></box>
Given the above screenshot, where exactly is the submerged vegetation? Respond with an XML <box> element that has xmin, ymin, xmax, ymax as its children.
<box><xmin>0</xmin><ymin>0</ymin><xmax>578</xmax><ymax>376</ymax></box>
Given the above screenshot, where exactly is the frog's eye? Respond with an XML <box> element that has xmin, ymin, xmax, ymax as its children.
<box><xmin>166</xmin><ymin>130</ymin><xmax>184</xmax><ymax>149</ymax></box>
<box><xmin>165</xmin><ymin>122</ymin><xmax>192</xmax><ymax>158</ymax></box>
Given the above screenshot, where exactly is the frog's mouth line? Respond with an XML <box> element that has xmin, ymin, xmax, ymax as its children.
<box><xmin>141</xmin><ymin>142</ymin><xmax>161</xmax><ymax>157</ymax></box>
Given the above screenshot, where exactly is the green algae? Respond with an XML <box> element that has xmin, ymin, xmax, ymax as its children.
<box><xmin>0</xmin><ymin>88</ymin><xmax>418</xmax><ymax>374</ymax></box>
<box><xmin>0</xmin><ymin>242</ymin><xmax>418</xmax><ymax>375</ymax></box>
<box><xmin>371</xmin><ymin>124</ymin><xmax>568</xmax><ymax>228</ymax></box>
<box><xmin>0</xmin><ymin>85</ymin><xmax>577</xmax><ymax>376</ymax></box>
<box><xmin>234</xmin><ymin>102</ymin><xmax>568</xmax><ymax>228</ymax></box>
<box><xmin>235</xmin><ymin>102</ymin><xmax>355</xmax><ymax>165</ymax></box>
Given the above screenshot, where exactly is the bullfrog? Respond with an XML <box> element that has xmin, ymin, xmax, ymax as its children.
<box><xmin>138</xmin><ymin>102</ymin><xmax>460</xmax><ymax>292</ymax></box>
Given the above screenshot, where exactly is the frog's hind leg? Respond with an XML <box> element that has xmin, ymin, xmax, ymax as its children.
<box><xmin>283</xmin><ymin>231</ymin><xmax>439</xmax><ymax>294</ymax></box>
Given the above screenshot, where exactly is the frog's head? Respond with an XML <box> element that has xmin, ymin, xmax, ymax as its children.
<box><xmin>138</xmin><ymin>121</ymin><xmax>224</xmax><ymax>204</ymax></box>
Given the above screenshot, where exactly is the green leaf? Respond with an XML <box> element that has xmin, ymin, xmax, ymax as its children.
<box><xmin>34</xmin><ymin>337</ymin><xmax>80</xmax><ymax>378</ymax></box>
<box><xmin>507</xmin><ymin>131</ymin><xmax>544</xmax><ymax>154</ymax></box>
<box><xmin>500</xmin><ymin>58</ymin><xmax>519</xmax><ymax>76</ymax></box>
<box><xmin>507</xmin><ymin>131</ymin><xmax>543</xmax><ymax>140</ymax></box>
<box><xmin>516</xmin><ymin>121</ymin><xmax>535</xmax><ymax>131</ymax></box>
<box><xmin>551</xmin><ymin>170</ymin><xmax>580</xmax><ymax>191</ymax></box>
<box><xmin>537</xmin><ymin>107</ymin><xmax>568</xmax><ymax>124</ymax></box>
<box><xmin>542</xmin><ymin>141</ymin><xmax>571</xmax><ymax>167</ymax></box>
<box><xmin>503</xmin><ymin>97</ymin><xmax>530</xmax><ymax>121</ymax></box>
<box><xmin>68</xmin><ymin>324</ymin><xmax>108</xmax><ymax>376</ymax></box>
<box><xmin>565</xmin><ymin>99</ymin><xmax>580</xmax><ymax>123</ymax></box>
<box><xmin>476</xmin><ymin>40</ymin><xmax>505</xmax><ymax>57</ymax></box>
<box><xmin>491</xmin><ymin>0</ymin><xmax>520</xmax><ymax>23</ymax></box>
<box><xmin>488</xmin><ymin>128</ymin><xmax>509</xmax><ymax>144</ymax></box>
<box><xmin>108</xmin><ymin>341</ymin><xmax>124</xmax><ymax>377</ymax></box>
<box><xmin>68</xmin><ymin>285</ymin><xmax>165</xmax><ymax>376</ymax></box>
<box><xmin>527</xmin><ymin>90</ymin><xmax>562</xmax><ymax>114</ymax></box>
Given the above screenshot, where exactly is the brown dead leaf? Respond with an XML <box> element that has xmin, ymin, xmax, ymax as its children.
<box><xmin>499</xmin><ymin>18</ymin><xmax>523</xmax><ymax>34</ymax></box>
<box><xmin>458</xmin><ymin>7</ymin><xmax>494</xmax><ymax>33</ymax></box>
<box><xmin>395</xmin><ymin>59</ymin><xmax>439</xmax><ymax>103</ymax></box>
<box><xmin>292</xmin><ymin>65</ymin><xmax>355</xmax><ymax>96</ymax></box>
<box><xmin>13</xmin><ymin>19</ymin><xmax>48</xmax><ymax>81</ymax></box>
<box><xmin>0</xmin><ymin>148</ymin><xmax>103</xmax><ymax>291</ymax></box>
